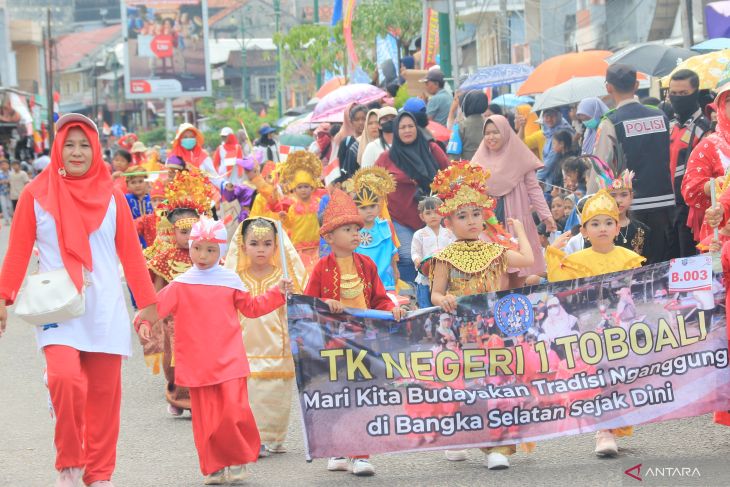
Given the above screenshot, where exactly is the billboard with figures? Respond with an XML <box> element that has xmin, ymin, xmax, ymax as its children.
<box><xmin>121</xmin><ymin>0</ymin><xmax>212</xmax><ymax>99</ymax></box>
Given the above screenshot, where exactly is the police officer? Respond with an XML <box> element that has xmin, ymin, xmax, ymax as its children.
<box><xmin>667</xmin><ymin>69</ymin><xmax>711</xmax><ymax>256</ymax></box>
<box><xmin>591</xmin><ymin>64</ymin><xmax>673</xmax><ymax>263</ymax></box>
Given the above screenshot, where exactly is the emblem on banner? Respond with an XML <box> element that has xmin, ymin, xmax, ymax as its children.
<box><xmin>494</xmin><ymin>294</ymin><xmax>533</xmax><ymax>336</ymax></box>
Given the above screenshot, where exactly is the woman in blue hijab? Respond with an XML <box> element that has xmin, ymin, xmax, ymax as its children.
<box><xmin>576</xmin><ymin>97</ymin><xmax>609</xmax><ymax>155</ymax></box>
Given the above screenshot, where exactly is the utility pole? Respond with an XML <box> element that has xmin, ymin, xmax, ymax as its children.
<box><xmin>45</xmin><ymin>7</ymin><xmax>54</xmax><ymax>145</ymax></box>
<box><xmin>680</xmin><ymin>0</ymin><xmax>693</xmax><ymax>48</ymax></box>
<box><xmin>239</xmin><ymin>11</ymin><xmax>248</xmax><ymax>107</ymax></box>
<box><xmin>275</xmin><ymin>0</ymin><xmax>284</xmax><ymax>117</ymax></box>
<box><xmin>314</xmin><ymin>0</ymin><xmax>322</xmax><ymax>89</ymax></box>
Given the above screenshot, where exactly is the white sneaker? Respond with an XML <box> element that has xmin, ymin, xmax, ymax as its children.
<box><xmin>167</xmin><ymin>404</ymin><xmax>184</xmax><ymax>416</ymax></box>
<box><xmin>445</xmin><ymin>449</ymin><xmax>468</xmax><ymax>461</ymax></box>
<box><xmin>350</xmin><ymin>458</ymin><xmax>375</xmax><ymax>477</ymax></box>
<box><xmin>203</xmin><ymin>468</ymin><xmax>226</xmax><ymax>485</ymax></box>
<box><xmin>327</xmin><ymin>457</ymin><xmax>349</xmax><ymax>471</ymax></box>
<box><xmin>55</xmin><ymin>468</ymin><xmax>83</xmax><ymax>487</ymax></box>
<box><xmin>595</xmin><ymin>431</ymin><xmax>618</xmax><ymax>457</ymax></box>
<box><xmin>258</xmin><ymin>445</ymin><xmax>270</xmax><ymax>458</ymax></box>
<box><xmin>228</xmin><ymin>465</ymin><xmax>249</xmax><ymax>484</ymax></box>
<box><xmin>486</xmin><ymin>452</ymin><xmax>510</xmax><ymax>470</ymax></box>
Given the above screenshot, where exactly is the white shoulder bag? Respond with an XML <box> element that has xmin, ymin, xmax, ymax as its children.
<box><xmin>14</xmin><ymin>268</ymin><xmax>86</xmax><ymax>326</ymax></box>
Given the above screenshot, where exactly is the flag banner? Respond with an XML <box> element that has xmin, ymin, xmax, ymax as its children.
<box><xmin>423</xmin><ymin>8</ymin><xmax>440</xmax><ymax>69</ymax></box>
<box><xmin>287</xmin><ymin>256</ymin><xmax>730</xmax><ymax>459</ymax></box>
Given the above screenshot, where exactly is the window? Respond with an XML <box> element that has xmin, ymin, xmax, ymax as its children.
<box><xmin>256</xmin><ymin>77</ymin><xmax>277</xmax><ymax>102</ymax></box>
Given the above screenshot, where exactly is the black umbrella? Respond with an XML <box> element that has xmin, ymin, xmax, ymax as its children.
<box><xmin>606</xmin><ymin>44</ymin><xmax>699</xmax><ymax>77</ymax></box>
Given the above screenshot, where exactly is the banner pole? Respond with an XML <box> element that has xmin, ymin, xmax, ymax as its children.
<box><xmin>710</xmin><ymin>178</ymin><xmax>722</xmax><ymax>272</ymax></box>
<box><xmin>276</xmin><ymin>220</ymin><xmax>289</xmax><ymax>280</ymax></box>
<box><xmin>165</xmin><ymin>98</ymin><xmax>174</xmax><ymax>142</ymax></box>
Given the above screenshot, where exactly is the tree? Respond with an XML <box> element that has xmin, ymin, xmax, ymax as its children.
<box><xmin>274</xmin><ymin>23</ymin><xmax>347</xmax><ymax>86</ymax></box>
<box><xmin>352</xmin><ymin>0</ymin><xmax>423</xmax><ymax>67</ymax></box>
<box><xmin>196</xmin><ymin>98</ymin><xmax>277</xmax><ymax>150</ymax></box>
<box><xmin>275</xmin><ymin>0</ymin><xmax>422</xmax><ymax>86</ymax></box>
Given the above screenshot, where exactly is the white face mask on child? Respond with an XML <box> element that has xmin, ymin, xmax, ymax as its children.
<box><xmin>547</xmin><ymin>307</ymin><xmax>559</xmax><ymax>317</ymax></box>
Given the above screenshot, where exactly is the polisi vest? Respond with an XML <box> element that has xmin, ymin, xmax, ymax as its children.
<box><xmin>606</xmin><ymin>103</ymin><xmax>674</xmax><ymax>211</ymax></box>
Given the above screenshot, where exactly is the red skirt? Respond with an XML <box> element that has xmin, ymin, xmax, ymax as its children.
<box><xmin>189</xmin><ymin>378</ymin><xmax>261</xmax><ymax>475</ymax></box>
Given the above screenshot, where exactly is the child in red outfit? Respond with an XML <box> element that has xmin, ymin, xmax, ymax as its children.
<box><xmin>137</xmin><ymin>217</ymin><xmax>292</xmax><ymax>484</ymax></box>
<box><xmin>304</xmin><ymin>189</ymin><xmax>407</xmax><ymax>477</ymax></box>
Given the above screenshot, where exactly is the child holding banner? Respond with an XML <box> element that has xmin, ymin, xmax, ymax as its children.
<box><xmin>224</xmin><ymin>217</ymin><xmax>308</xmax><ymax>456</ymax></box>
<box><xmin>428</xmin><ymin>161</ymin><xmax>534</xmax><ymax>470</ymax></box>
<box><xmin>136</xmin><ymin>217</ymin><xmax>292</xmax><ymax>485</ymax></box>
<box><xmin>352</xmin><ymin>167</ymin><xmax>399</xmax><ymax>291</ymax></box>
<box><xmin>546</xmin><ymin>189</ymin><xmax>645</xmax><ymax>457</ymax></box>
<box><xmin>304</xmin><ymin>189</ymin><xmax>407</xmax><ymax>477</ymax></box>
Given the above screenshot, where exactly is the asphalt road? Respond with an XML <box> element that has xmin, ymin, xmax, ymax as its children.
<box><xmin>1</xmin><ymin>223</ymin><xmax>730</xmax><ymax>487</ymax></box>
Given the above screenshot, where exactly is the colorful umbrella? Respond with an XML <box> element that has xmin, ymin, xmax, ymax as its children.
<box><xmin>427</xmin><ymin>121</ymin><xmax>451</xmax><ymax>143</ymax></box>
<box><xmin>531</xmin><ymin>76</ymin><xmax>607</xmax><ymax>112</ymax></box>
<box><xmin>607</xmin><ymin>44</ymin><xmax>698</xmax><ymax>77</ymax></box>
<box><xmin>311</xmin><ymin>84</ymin><xmax>387</xmax><ymax>122</ymax></box>
<box><xmin>282</xmin><ymin>112</ymin><xmax>314</xmax><ymax>135</ymax></box>
<box><xmin>459</xmin><ymin>64</ymin><xmax>534</xmax><ymax>91</ymax></box>
<box><xmin>660</xmin><ymin>49</ymin><xmax>730</xmax><ymax>89</ymax></box>
<box><xmin>315</xmin><ymin>77</ymin><xmax>347</xmax><ymax>100</ymax></box>
<box><xmin>692</xmin><ymin>38</ymin><xmax>730</xmax><ymax>52</ymax></box>
<box><xmin>491</xmin><ymin>94</ymin><xmax>535</xmax><ymax>108</ymax></box>
<box><xmin>517</xmin><ymin>51</ymin><xmax>613</xmax><ymax>95</ymax></box>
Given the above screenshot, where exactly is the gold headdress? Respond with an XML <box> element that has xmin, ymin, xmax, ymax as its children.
<box><xmin>352</xmin><ymin>166</ymin><xmax>396</xmax><ymax>207</ymax></box>
<box><xmin>281</xmin><ymin>150</ymin><xmax>322</xmax><ymax>189</ymax></box>
<box><xmin>581</xmin><ymin>189</ymin><xmax>619</xmax><ymax>224</ymax></box>
<box><xmin>430</xmin><ymin>161</ymin><xmax>494</xmax><ymax>216</ymax></box>
<box><xmin>162</xmin><ymin>167</ymin><xmax>215</xmax><ymax>228</ymax></box>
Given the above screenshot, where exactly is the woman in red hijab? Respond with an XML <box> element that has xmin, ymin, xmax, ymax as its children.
<box><xmin>0</xmin><ymin>114</ymin><xmax>158</xmax><ymax>487</ymax></box>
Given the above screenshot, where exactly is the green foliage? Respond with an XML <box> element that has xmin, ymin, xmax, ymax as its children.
<box><xmin>352</xmin><ymin>0</ymin><xmax>422</xmax><ymax>57</ymax></box>
<box><xmin>275</xmin><ymin>0</ymin><xmax>421</xmax><ymax>84</ymax></box>
<box><xmin>197</xmin><ymin>98</ymin><xmax>277</xmax><ymax>150</ymax></box>
<box><xmin>138</xmin><ymin>127</ymin><xmax>167</xmax><ymax>148</ymax></box>
<box><xmin>275</xmin><ymin>23</ymin><xmax>347</xmax><ymax>83</ymax></box>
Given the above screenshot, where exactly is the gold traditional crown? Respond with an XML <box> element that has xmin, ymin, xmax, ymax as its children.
<box><xmin>281</xmin><ymin>150</ymin><xmax>322</xmax><ymax>189</ymax></box>
<box><xmin>352</xmin><ymin>166</ymin><xmax>396</xmax><ymax>207</ymax></box>
<box><xmin>430</xmin><ymin>161</ymin><xmax>494</xmax><ymax>216</ymax></box>
<box><xmin>581</xmin><ymin>189</ymin><xmax>619</xmax><ymax>224</ymax></box>
<box><xmin>163</xmin><ymin>167</ymin><xmax>215</xmax><ymax>216</ymax></box>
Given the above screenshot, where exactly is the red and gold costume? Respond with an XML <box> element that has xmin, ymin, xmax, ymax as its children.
<box><xmin>428</xmin><ymin>162</ymin><xmax>517</xmax><ymax>456</ymax></box>
<box><xmin>142</xmin><ymin>169</ymin><xmax>214</xmax><ymax>411</ymax></box>
<box><xmin>305</xmin><ymin>189</ymin><xmax>394</xmax><ymax>312</ymax></box>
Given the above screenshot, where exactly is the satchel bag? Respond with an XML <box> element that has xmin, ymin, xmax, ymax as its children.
<box><xmin>15</xmin><ymin>268</ymin><xmax>86</xmax><ymax>326</ymax></box>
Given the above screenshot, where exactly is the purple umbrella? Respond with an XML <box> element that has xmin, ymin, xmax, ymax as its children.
<box><xmin>311</xmin><ymin>84</ymin><xmax>387</xmax><ymax>122</ymax></box>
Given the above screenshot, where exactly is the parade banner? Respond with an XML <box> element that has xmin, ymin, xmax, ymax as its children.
<box><xmin>423</xmin><ymin>8</ymin><xmax>440</xmax><ymax>69</ymax></box>
<box><xmin>121</xmin><ymin>0</ymin><xmax>212</xmax><ymax>99</ymax></box>
<box><xmin>287</xmin><ymin>256</ymin><xmax>730</xmax><ymax>459</ymax></box>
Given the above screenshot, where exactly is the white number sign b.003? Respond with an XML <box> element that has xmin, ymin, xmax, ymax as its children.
<box><xmin>668</xmin><ymin>255</ymin><xmax>713</xmax><ymax>293</ymax></box>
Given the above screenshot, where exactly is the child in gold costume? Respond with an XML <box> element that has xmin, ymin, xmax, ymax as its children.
<box><xmin>428</xmin><ymin>161</ymin><xmax>534</xmax><ymax>470</ymax></box>
<box><xmin>546</xmin><ymin>189</ymin><xmax>645</xmax><ymax>457</ymax></box>
<box><xmin>224</xmin><ymin>217</ymin><xmax>308</xmax><ymax>456</ymax></box>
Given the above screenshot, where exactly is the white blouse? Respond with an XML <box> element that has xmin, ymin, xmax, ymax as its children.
<box><xmin>33</xmin><ymin>196</ymin><xmax>133</xmax><ymax>356</ymax></box>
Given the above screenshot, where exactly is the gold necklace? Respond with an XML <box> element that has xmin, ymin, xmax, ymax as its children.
<box><xmin>340</xmin><ymin>273</ymin><xmax>364</xmax><ymax>299</ymax></box>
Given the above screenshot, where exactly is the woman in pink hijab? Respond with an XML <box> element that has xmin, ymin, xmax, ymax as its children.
<box><xmin>472</xmin><ymin>114</ymin><xmax>555</xmax><ymax>286</ymax></box>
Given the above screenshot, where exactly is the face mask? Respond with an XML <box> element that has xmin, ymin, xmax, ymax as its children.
<box><xmin>380</xmin><ymin>120</ymin><xmax>394</xmax><ymax>133</ymax></box>
<box><xmin>669</xmin><ymin>92</ymin><xmax>700</xmax><ymax>121</ymax></box>
<box><xmin>547</xmin><ymin>306</ymin><xmax>559</xmax><ymax>317</ymax></box>
<box><xmin>582</xmin><ymin>118</ymin><xmax>600</xmax><ymax>130</ymax></box>
<box><xmin>180</xmin><ymin>137</ymin><xmax>197</xmax><ymax>150</ymax></box>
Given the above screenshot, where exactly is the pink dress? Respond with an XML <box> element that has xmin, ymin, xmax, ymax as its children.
<box><xmin>501</xmin><ymin>170</ymin><xmax>551</xmax><ymax>277</ymax></box>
